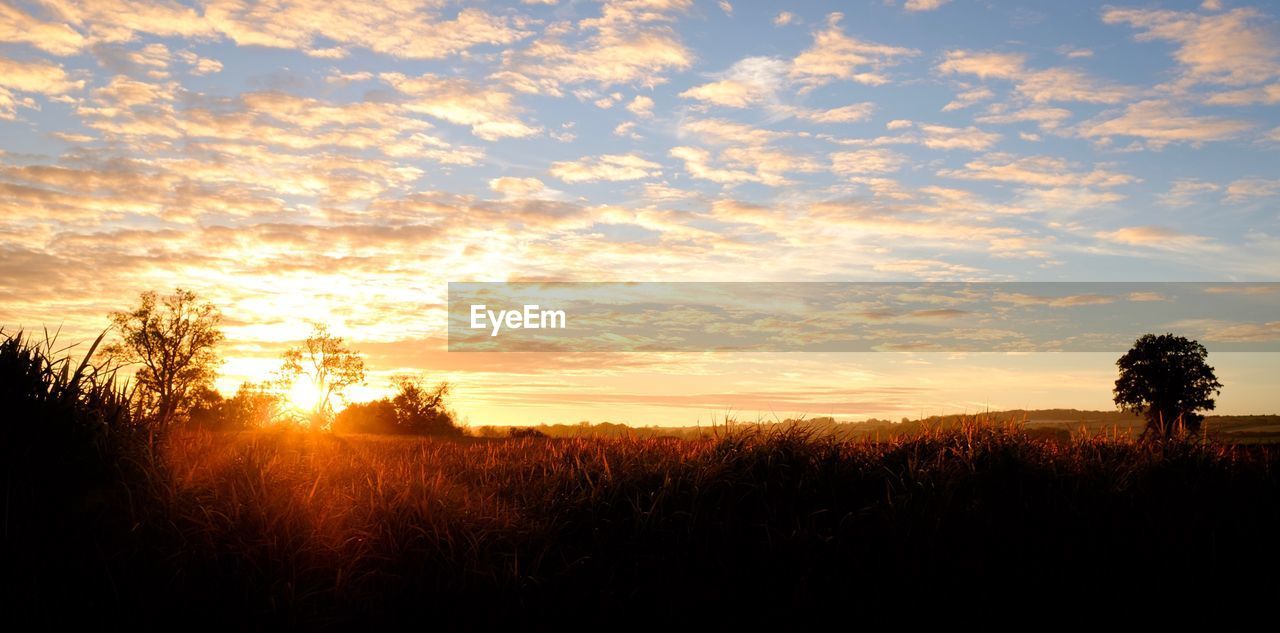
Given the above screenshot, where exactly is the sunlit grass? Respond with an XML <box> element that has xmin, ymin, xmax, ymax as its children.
<box><xmin>101</xmin><ymin>419</ymin><xmax>1278</xmax><ymax>627</ymax></box>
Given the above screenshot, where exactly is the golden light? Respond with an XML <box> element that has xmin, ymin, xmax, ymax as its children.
<box><xmin>287</xmin><ymin>380</ymin><xmax>324</xmax><ymax>414</ymax></box>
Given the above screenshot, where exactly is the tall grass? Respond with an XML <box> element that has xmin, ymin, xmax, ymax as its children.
<box><xmin>122</xmin><ymin>423</ymin><xmax>1280</xmax><ymax>628</ymax></box>
<box><xmin>0</xmin><ymin>328</ymin><xmax>149</xmax><ymax>625</ymax></box>
<box><xmin>3</xmin><ymin>328</ymin><xmax>1279</xmax><ymax>627</ymax></box>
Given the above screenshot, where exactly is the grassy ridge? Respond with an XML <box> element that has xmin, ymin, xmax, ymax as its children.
<box><xmin>50</xmin><ymin>424</ymin><xmax>1272</xmax><ymax>628</ymax></box>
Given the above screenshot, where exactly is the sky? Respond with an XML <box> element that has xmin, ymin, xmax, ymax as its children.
<box><xmin>1</xmin><ymin>0</ymin><xmax>1278</xmax><ymax>425</ymax></box>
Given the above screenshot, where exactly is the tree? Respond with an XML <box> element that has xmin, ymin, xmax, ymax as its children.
<box><xmin>280</xmin><ymin>323</ymin><xmax>365</xmax><ymax>428</ymax></box>
<box><xmin>390</xmin><ymin>375</ymin><xmax>459</xmax><ymax>436</ymax></box>
<box><xmin>104</xmin><ymin>288</ymin><xmax>223</xmax><ymax>428</ymax></box>
<box><xmin>330</xmin><ymin>377</ymin><xmax>459</xmax><ymax>436</ymax></box>
<box><xmin>189</xmin><ymin>382</ymin><xmax>285</xmax><ymax>430</ymax></box>
<box><xmin>1114</xmin><ymin>333</ymin><xmax>1222</xmax><ymax>439</ymax></box>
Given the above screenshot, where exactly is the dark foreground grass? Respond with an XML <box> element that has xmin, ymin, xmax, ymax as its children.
<box><xmin>3</xmin><ymin>330</ymin><xmax>1280</xmax><ymax>628</ymax></box>
<box><xmin>8</xmin><ymin>425</ymin><xmax>1280</xmax><ymax>629</ymax></box>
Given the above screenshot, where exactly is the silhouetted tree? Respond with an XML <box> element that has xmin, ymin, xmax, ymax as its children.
<box><xmin>280</xmin><ymin>323</ymin><xmax>365</xmax><ymax>428</ymax></box>
<box><xmin>104</xmin><ymin>288</ymin><xmax>223</xmax><ymax>428</ymax></box>
<box><xmin>390</xmin><ymin>374</ymin><xmax>459</xmax><ymax>435</ymax></box>
<box><xmin>189</xmin><ymin>382</ymin><xmax>285</xmax><ymax>430</ymax></box>
<box><xmin>1114</xmin><ymin>333</ymin><xmax>1222</xmax><ymax>439</ymax></box>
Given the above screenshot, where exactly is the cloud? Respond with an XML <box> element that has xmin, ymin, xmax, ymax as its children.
<box><xmin>205</xmin><ymin>1</ymin><xmax>530</xmax><ymax>59</ymax></box>
<box><xmin>1103</xmin><ymin>7</ymin><xmax>1280</xmax><ymax>87</ymax></box>
<box><xmin>0</xmin><ymin>89</ymin><xmax>34</xmax><ymax>121</ymax></box>
<box><xmin>380</xmin><ymin>72</ymin><xmax>541</xmax><ymax>141</ymax></box>
<box><xmin>90</xmin><ymin>75</ymin><xmax>177</xmax><ymax>108</ymax></box>
<box><xmin>1204</xmin><ymin>83</ymin><xmax>1280</xmax><ymax>106</ymax></box>
<box><xmin>669</xmin><ymin>145</ymin><xmax>817</xmax><ymax>188</ymax></box>
<box><xmin>41</xmin><ymin>0</ymin><xmax>215</xmax><ymax>43</ymax></box>
<box><xmin>903</xmin><ymin>0</ymin><xmax>950</xmax><ymax>12</ymax></box>
<box><xmin>1225</xmin><ymin>178</ymin><xmax>1280</xmax><ymax>202</ymax></box>
<box><xmin>0</xmin><ymin>57</ymin><xmax>84</xmax><ymax>94</ymax></box>
<box><xmin>1057</xmin><ymin>46</ymin><xmax>1094</xmax><ymax>59</ymax></box>
<box><xmin>502</xmin><ymin>0</ymin><xmax>693</xmax><ymax>90</ymax></box>
<box><xmin>626</xmin><ymin>95</ymin><xmax>655</xmax><ymax>118</ymax></box>
<box><xmin>549</xmin><ymin>153</ymin><xmax>662</xmax><ymax>183</ymax></box>
<box><xmin>992</xmin><ymin>292</ymin><xmax>1117</xmax><ymax>307</ymax></box>
<box><xmin>678</xmin><ymin>82</ymin><xmax>755</xmax><ymax>109</ymax></box>
<box><xmin>613</xmin><ymin>121</ymin><xmax>640</xmax><ymax>139</ymax></box>
<box><xmin>846</xmin><ymin>123</ymin><xmax>1001</xmax><ymax>151</ymax></box>
<box><xmin>0</xmin><ymin>1</ymin><xmax>87</xmax><ymax>55</ymax></box>
<box><xmin>774</xmin><ymin>12</ymin><xmax>795</xmax><ymax>26</ymax></box>
<box><xmin>680</xmin><ymin>117</ymin><xmax>787</xmax><ymax>146</ymax></box>
<box><xmin>939</xmin><ymin>155</ymin><xmax>1136</xmax><ymax>188</ymax></box>
<box><xmin>796</xmin><ymin>103</ymin><xmax>875</xmax><ymax>123</ymax></box>
<box><xmin>913</xmin><ymin>123</ymin><xmax>1000</xmax><ymax>150</ymax></box>
<box><xmin>831</xmin><ymin>149</ymin><xmax>907</xmax><ymax>175</ymax></box>
<box><xmin>937</xmin><ymin>51</ymin><xmax>1025</xmax><ymax>79</ymax></box>
<box><xmin>790</xmin><ymin>13</ymin><xmax>919</xmax><ymax>88</ymax></box>
<box><xmin>807</xmin><ymin>200</ymin><xmax>1021</xmax><ymax>244</ymax></box>
<box><xmin>176</xmin><ymin>50</ymin><xmax>223</xmax><ymax>75</ymax></box>
<box><xmin>668</xmin><ymin>146</ymin><xmax>758</xmax><ymax>185</ymax></box>
<box><xmin>1179</xmin><ymin>320</ymin><xmax>1280</xmax><ymax>343</ymax></box>
<box><xmin>490</xmin><ymin>177</ymin><xmax>547</xmax><ymax>198</ymax></box>
<box><xmin>938</xmin><ymin>50</ymin><xmax>1133</xmax><ymax>103</ymax></box>
<box><xmin>1159</xmin><ymin>179</ymin><xmax>1220</xmax><ymax>207</ymax></box>
<box><xmin>942</xmin><ymin>86</ymin><xmax>995</xmax><ymax>112</ymax></box>
<box><xmin>1095</xmin><ymin>225</ymin><xmax>1214</xmax><ymax>249</ymax></box>
<box><xmin>1018</xmin><ymin>187</ymin><xmax>1125</xmax><ymax>211</ymax></box>
<box><xmin>1079</xmin><ymin>99</ymin><xmax>1253</xmax><ymax>147</ymax></box>
<box><xmin>975</xmin><ymin>105</ymin><xmax>1073</xmax><ymax>130</ymax></box>
<box><xmin>60</xmin><ymin>86</ymin><xmax>485</xmax><ymax>212</ymax></box>
<box><xmin>680</xmin><ymin>56</ymin><xmax>788</xmax><ymax>108</ymax></box>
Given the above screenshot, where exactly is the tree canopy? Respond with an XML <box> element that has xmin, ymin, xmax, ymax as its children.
<box><xmin>104</xmin><ymin>288</ymin><xmax>223</xmax><ymax>427</ymax></box>
<box><xmin>1114</xmin><ymin>333</ymin><xmax>1222</xmax><ymax>438</ymax></box>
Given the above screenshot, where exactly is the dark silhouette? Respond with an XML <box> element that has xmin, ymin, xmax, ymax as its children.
<box><xmin>1114</xmin><ymin>333</ymin><xmax>1222</xmax><ymax>439</ymax></box>
<box><xmin>104</xmin><ymin>288</ymin><xmax>223</xmax><ymax>428</ymax></box>
<box><xmin>189</xmin><ymin>381</ymin><xmax>285</xmax><ymax>430</ymax></box>
<box><xmin>333</xmin><ymin>375</ymin><xmax>459</xmax><ymax>435</ymax></box>
<box><xmin>390</xmin><ymin>374</ymin><xmax>459</xmax><ymax>436</ymax></box>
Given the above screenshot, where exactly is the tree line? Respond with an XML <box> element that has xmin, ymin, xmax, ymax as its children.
<box><xmin>74</xmin><ymin>287</ymin><xmax>1229</xmax><ymax>441</ymax></box>
<box><xmin>101</xmin><ymin>287</ymin><xmax>460</xmax><ymax>435</ymax></box>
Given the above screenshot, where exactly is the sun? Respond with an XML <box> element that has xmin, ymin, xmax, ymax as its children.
<box><xmin>287</xmin><ymin>380</ymin><xmax>324</xmax><ymax>414</ymax></box>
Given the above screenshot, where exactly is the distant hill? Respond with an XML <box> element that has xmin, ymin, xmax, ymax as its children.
<box><xmin>471</xmin><ymin>410</ymin><xmax>1280</xmax><ymax>443</ymax></box>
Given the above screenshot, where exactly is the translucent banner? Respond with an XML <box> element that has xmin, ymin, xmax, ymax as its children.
<box><xmin>447</xmin><ymin>282</ymin><xmax>1280</xmax><ymax>352</ymax></box>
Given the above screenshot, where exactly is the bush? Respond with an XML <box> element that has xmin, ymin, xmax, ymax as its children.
<box><xmin>189</xmin><ymin>382</ymin><xmax>285</xmax><ymax>430</ymax></box>
<box><xmin>333</xmin><ymin>377</ymin><xmax>461</xmax><ymax>436</ymax></box>
<box><xmin>333</xmin><ymin>398</ymin><xmax>399</xmax><ymax>434</ymax></box>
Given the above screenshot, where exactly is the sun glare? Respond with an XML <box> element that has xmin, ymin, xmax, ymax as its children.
<box><xmin>287</xmin><ymin>380</ymin><xmax>323</xmax><ymax>414</ymax></box>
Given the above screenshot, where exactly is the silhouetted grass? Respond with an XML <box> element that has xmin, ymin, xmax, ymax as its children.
<box><xmin>89</xmin><ymin>425</ymin><xmax>1280</xmax><ymax>628</ymax></box>
<box><xmin>4</xmin><ymin>331</ymin><xmax>1280</xmax><ymax>628</ymax></box>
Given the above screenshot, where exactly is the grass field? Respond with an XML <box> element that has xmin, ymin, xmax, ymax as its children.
<box><xmin>5</xmin><ymin>331</ymin><xmax>1280</xmax><ymax>628</ymax></box>
<box><xmin>10</xmin><ymin>422</ymin><xmax>1280</xmax><ymax>628</ymax></box>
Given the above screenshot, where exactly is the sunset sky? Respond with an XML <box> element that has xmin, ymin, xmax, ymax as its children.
<box><xmin>2</xmin><ymin>0</ymin><xmax>1278</xmax><ymax>425</ymax></box>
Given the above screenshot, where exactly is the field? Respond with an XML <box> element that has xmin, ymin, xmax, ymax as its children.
<box><xmin>9</xmin><ymin>423</ymin><xmax>1280</xmax><ymax>628</ymax></box>
<box><xmin>5</xmin><ymin>330</ymin><xmax>1280</xmax><ymax>628</ymax></box>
